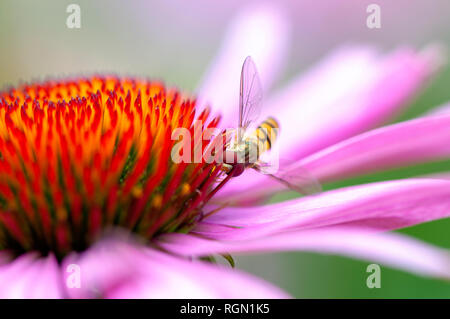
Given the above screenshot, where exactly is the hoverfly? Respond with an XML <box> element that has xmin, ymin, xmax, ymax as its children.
<box><xmin>221</xmin><ymin>56</ymin><xmax>322</xmax><ymax>195</ymax></box>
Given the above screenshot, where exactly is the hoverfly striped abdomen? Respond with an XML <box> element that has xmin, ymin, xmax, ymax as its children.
<box><xmin>255</xmin><ymin>116</ymin><xmax>279</xmax><ymax>152</ymax></box>
<box><xmin>220</xmin><ymin>56</ymin><xmax>321</xmax><ymax>194</ymax></box>
<box><xmin>244</xmin><ymin>116</ymin><xmax>279</xmax><ymax>164</ymax></box>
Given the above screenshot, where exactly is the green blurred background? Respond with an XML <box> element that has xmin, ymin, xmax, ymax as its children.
<box><xmin>1</xmin><ymin>0</ymin><xmax>450</xmax><ymax>297</ymax></box>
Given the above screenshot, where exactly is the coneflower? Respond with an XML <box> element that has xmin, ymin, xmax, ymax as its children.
<box><xmin>2</xmin><ymin>3</ymin><xmax>450</xmax><ymax>299</ymax></box>
<box><xmin>0</xmin><ymin>76</ymin><xmax>228</xmax><ymax>259</ymax></box>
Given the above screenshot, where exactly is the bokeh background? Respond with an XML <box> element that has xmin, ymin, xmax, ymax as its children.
<box><xmin>1</xmin><ymin>0</ymin><xmax>450</xmax><ymax>298</ymax></box>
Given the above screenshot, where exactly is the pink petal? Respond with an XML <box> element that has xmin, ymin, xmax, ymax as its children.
<box><xmin>196</xmin><ymin>2</ymin><xmax>290</xmax><ymax>127</ymax></box>
<box><xmin>202</xmin><ymin>179</ymin><xmax>450</xmax><ymax>240</ymax></box>
<box><xmin>217</xmin><ymin>112</ymin><xmax>450</xmax><ymax>203</ymax></box>
<box><xmin>216</xmin><ymin>46</ymin><xmax>443</xmax><ymax>200</ymax></box>
<box><xmin>158</xmin><ymin>229</ymin><xmax>450</xmax><ymax>279</ymax></box>
<box><xmin>298</xmin><ymin>113</ymin><xmax>450</xmax><ymax>183</ymax></box>
<box><xmin>268</xmin><ymin>45</ymin><xmax>443</xmax><ymax>160</ymax></box>
<box><xmin>63</xmin><ymin>238</ymin><xmax>289</xmax><ymax>298</ymax></box>
<box><xmin>0</xmin><ymin>253</ymin><xmax>63</xmax><ymax>298</ymax></box>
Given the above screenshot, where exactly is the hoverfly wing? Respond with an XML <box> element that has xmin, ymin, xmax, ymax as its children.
<box><xmin>238</xmin><ymin>56</ymin><xmax>263</xmax><ymax>142</ymax></box>
<box><xmin>254</xmin><ymin>162</ymin><xmax>322</xmax><ymax>196</ymax></box>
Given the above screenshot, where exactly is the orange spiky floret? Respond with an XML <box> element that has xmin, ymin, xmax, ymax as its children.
<box><xmin>0</xmin><ymin>76</ymin><xmax>223</xmax><ymax>258</ymax></box>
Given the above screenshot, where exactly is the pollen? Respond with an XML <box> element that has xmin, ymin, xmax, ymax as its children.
<box><xmin>180</xmin><ymin>183</ymin><xmax>191</xmax><ymax>196</ymax></box>
<box><xmin>0</xmin><ymin>76</ymin><xmax>224</xmax><ymax>258</ymax></box>
<box><xmin>151</xmin><ymin>195</ymin><xmax>163</xmax><ymax>209</ymax></box>
<box><xmin>131</xmin><ymin>186</ymin><xmax>144</xmax><ymax>198</ymax></box>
